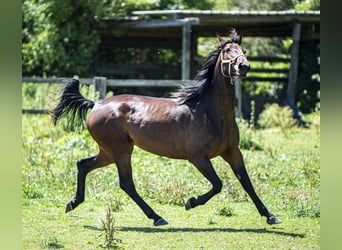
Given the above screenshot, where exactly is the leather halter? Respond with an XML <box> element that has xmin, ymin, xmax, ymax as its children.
<box><xmin>220</xmin><ymin>49</ymin><xmax>246</xmax><ymax>80</ymax></box>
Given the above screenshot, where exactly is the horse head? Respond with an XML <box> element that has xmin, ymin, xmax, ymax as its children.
<box><xmin>217</xmin><ymin>28</ymin><xmax>250</xmax><ymax>78</ymax></box>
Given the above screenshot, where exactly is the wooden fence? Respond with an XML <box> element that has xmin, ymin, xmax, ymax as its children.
<box><xmin>22</xmin><ymin>76</ymin><xmax>244</xmax><ymax>116</ymax></box>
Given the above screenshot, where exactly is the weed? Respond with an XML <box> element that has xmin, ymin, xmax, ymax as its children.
<box><xmin>207</xmin><ymin>216</ymin><xmax>217</xmax><ymax>225</ymax></box>
<box><xmin>236</xmin><ymin>118</ymin><xmax>262</xmax><ymax>150</ymax></box>
<box><xmin>22</xmin><ymin>181</ymin><xmax>43</xmax><ymax>199</ymax></box>
<box><xmin>100</xmin><ymin>203</ymin><xmax>122</xmax><ymax>249</ymax></box>
<box><xmin>281</xmin><ymin>190</ymin><xmax>320</xmax><ymax>218</ymax></box>
<box><xmin>249</xmin><ymin>100</ymin><xmax>256</xmax><ymax>130</ymax></box>
<box><xmin>216</xmin><ymin>203</ymin><xmax>236</xmax><ymax>217</ymax></box>
<box><xmin>156</xmin><ymin>179</ymin><xmax>188</xmax><ymax>206</ymax></box>
<box><xmin>110</xmin><ymin>197</ymin><xmax>124</xmax><ymax>212</ymax></box>
<box><xmin>40</xmin><ymin>236</ymin><xmax>64</xmax><ymax>249</ymax></box>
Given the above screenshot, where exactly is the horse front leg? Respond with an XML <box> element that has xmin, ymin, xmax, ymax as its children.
<box><xmin>185</xmin><ymin>156</ymin><xmax>223</xmax><ymax>210</ymax></box>
<box><xmin>115</xmin><ymin>156</ymin><xmax>168</xmax><ymax>226</ymax></box>
<box><xmin>220</xmin><ymin>147</ymin><xmax>281</xmax><ymax>225</ymax></box>
<box><xmin>66</xmin><ymin>151</ymin><xmax>111</xmax><ymax>213</ymax></box>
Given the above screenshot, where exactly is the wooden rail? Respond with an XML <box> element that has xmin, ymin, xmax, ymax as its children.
<box><xmin>22</xmin><ymin>77</ymin><xmax>196</xmax><ymax>114</ymax></box>
<box><xmin>23</xmin><ymin>74</ymin><xmax>287</xmax><ymax>116</ymax></box>
<box><xmin>22</xmin><ymin>77</ymin><xmax>194</xmax><ymax>87</ymax></box>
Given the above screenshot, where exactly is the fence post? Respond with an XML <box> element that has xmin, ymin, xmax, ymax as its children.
<box><xmin>287</xmin><ymin>21</ymin><xmax>301</xmax><ymax>119</ymax></box>
<box><xmin>93</xmin><ymin>77</ymin><xmax>107</xmax><ymax>100</ymax></box>
<box><xmin>182</xmin><ymin>24</ymin><xmax>191</xmax><ymax>80</ymax></box>
<box><xmin>234</xmin><ymin>79</ymin><xmax>242</xmax><ymax>117</ymax></box>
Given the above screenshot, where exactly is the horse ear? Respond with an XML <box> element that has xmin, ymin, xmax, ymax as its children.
<box><xmin>217</xmin><ymin>35</ymin><xmax>225</xmax><ymax>43</ymax></box>
<box><xmin>216</xmin><ymin>35</ymin><xmax>226</xmax><ymax>48</ymax></box>
<box><xmin>236</xmin><ymin>34</ymin><xmax>242</xmax><ymax>45</ymax></box>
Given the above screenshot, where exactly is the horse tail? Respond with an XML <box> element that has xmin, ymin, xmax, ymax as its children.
<box><xmin>51</xmin><ymin>78</ymin><xmax>94</xmax><ymax>127</ymax></box>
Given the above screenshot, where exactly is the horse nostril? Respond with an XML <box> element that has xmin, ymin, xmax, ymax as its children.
<box><xmin>239</xmin><ymin>63</ymin><xmax>250</xmax><ymax>73</ymax></box>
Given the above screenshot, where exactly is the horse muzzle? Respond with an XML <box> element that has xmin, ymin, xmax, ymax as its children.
<box><xmin>238</xmin><ymin>63</ymin><xmax>250</xmax><ymax>76</ymax></box>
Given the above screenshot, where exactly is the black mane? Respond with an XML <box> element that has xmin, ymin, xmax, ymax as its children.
<box><xmin>176</xmin><ymin>41</ymin><xmax>229</xmax><ymax>105</ymax></box>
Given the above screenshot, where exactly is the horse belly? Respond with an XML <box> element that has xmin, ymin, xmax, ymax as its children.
<box><xmin>128</xmin><ymin>123</ymin><xmax>188</xmax><ymax>159</ymax></box>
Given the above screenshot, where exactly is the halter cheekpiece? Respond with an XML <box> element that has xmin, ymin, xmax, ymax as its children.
<box><xmin>220</xmin><ymin>49</ymin><xmax>245</xmax><ymax>83</ymax></box>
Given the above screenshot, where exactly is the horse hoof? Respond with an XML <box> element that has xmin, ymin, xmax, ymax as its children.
<box><xmin>185</xmin><ymin>197</ymin><xmax>196</xmax><ymax>210</ymax></box>
<box><xmin>267</xmin><ymin>215</ymin><xmax>282</xmax><ymax>225</ymax></box>
<box><xmin>65</xmin><ymin>202</ymin><xmax>74</xmax><ymax>213</ymax></box>
<box><xmin>154</xmin><ymin>218</ymin><xmax>168</xmax><ymax>226</ymax></box>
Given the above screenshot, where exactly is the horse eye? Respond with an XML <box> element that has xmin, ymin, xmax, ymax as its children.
<box><xmin>225</xmin><ymin>48</ymin><xmax>230</xmax><ymax>53</ymax></box>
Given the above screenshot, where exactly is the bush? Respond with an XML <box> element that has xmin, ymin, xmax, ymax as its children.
<box><xmin>236</xmin><ymin>118</ymin><xmax>262</xmax><ymax>150</ymax></box>
<box><xmin>258</xmin><ymin>103</ymin><xmax>296</xmax><ymax>131</ymax></box>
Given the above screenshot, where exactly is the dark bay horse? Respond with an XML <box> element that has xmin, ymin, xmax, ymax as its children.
<box><xmin>51</xmin><ymin>28</ymin><xmax>281</xmax><ymax>226</ymax></box>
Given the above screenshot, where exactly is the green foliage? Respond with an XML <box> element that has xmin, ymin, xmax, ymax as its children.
<box><xmin>294</xmin><ymin>0</ymin><xmax>320</xmax><ymax>10</ymax></box>
<box><xmin>22</xmin><ymin>0</ymin><xmax>320</xmax><ymax>112</ymax></box>
<box><xmin>216</xmin><ymin>203</ymin><xmax>236</xmax><ymax>217</ymax></box>
<box><xmin>22</xmin><ymin>0</ymin><xmax>102</xmax><ymax>76</ymax></box>
<box><xmin>22</xmin><ymin>82</ymin><xmax>61</xmax><ymax>110</ymax></box>
<box><xmin>22</xmin><ymin>180</ymin><xmax>44</xmax><ymax>199</ymax></box>
<box><xmin>22</xmin><ymin>0</ymin><xmax>215</xmax><ymax>77</ymax></box>
<box><xmin>296</xmin><ymin>40</ymin><xmax>320</xmax><ymax>113</ymax></box>
<box><xmin>237</xmin><ymin>0</ymin><xmax>293</xmax><ymax>11</ymax></box>
<box><xmin>40</xmin><ymin>236</ymin><xmax>64</xmax><ymax>249</ymax></box>
<box><xmin>236</xmin><ymin>118</ymin><xmax>262</xmax><ymax>150</ymax></box>
<box><xmin>258</xmin><ymin>103</ymin><xmax>296</xmax><ymax>131</ymax></box>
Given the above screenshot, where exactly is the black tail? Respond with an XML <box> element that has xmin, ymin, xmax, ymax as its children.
<box><xmin>51</xmin><ymin>79</ymin><xmax>94</xmax><ymax>128</ymax></box>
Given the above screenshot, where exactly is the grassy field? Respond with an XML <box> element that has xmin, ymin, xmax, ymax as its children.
<box><xmin>22</xmin><ymin>83</ymin><xmax>320</xmax><ymax>249</ymax></box>
<box><xmin>22</xmin><ymin>111</ymin><xmax>320</xmax><ymax>249</ymax></box>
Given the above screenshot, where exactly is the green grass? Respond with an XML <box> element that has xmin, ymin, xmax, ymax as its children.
<box><xmin>22</xmin><ymin>112</ymin><xmax>320</xmax><ymax>249</ymax></box>
<box><xmin>22</xmin><ymin>83</ymin><xmax>320</xmax><ymax>249</ymax></box>
<box><xmin>23</xmin><ymin>198</ymin><xmax>319</xmax><ymax>249</ymax></box>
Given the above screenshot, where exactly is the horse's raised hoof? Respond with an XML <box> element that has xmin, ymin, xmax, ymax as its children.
<box><xmin>267</xmin><ymin>215</ymin><xmax>282</xmax><ymax>225</ymax></box>
<box><xmin>185</xmin><ymin>197</ymin><xmax>196</xmax><ymax>210</ymax></box>
<box><xmin>65</xmin><ymin>201</ymin><xmax>74</xmax><ymax>213</ymax></box>
<box><xmin>154</xmin><ymin>218</ymin><xmax>168</xmax><ymax>226</ymax></box>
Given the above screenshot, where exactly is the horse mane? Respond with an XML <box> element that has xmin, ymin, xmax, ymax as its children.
<box><xmin>175</xmin><ymin>48</ymin><xmax>221</xmax><ymax>105</ymax></box>
<box><xmin>175</xmin><ymin>28</ymin><xmax>239</xmax><ymax>105</ymax></box>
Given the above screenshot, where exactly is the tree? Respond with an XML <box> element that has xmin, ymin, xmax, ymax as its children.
<box><xmin>22</xmin><ymin>0</ymin><xmax>102</xmax><ymax>76</ymax></box>
<box><xmin>22</xmin><ymin>0</ymin><xmax>216</xmax><ymax>77</ymax></box>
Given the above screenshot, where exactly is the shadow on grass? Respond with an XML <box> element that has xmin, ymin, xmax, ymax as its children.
<box><xmin>84</xmin><ymin>225</ymin><xmax>305</xmax><ymax>238</ymax></box>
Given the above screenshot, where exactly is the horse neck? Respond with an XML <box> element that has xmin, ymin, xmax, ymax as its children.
<box><xmin>205</xmin><ymin>63</ymin><xmax>236</xmax><ymax>120</ymax></box>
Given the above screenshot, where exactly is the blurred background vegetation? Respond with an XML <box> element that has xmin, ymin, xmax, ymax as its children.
<box><xmin>22</xmin><ymin>0</ymin><xmax>320</xmax><ymax>114</ymax></box>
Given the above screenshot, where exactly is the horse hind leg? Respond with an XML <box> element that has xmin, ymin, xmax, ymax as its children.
<box><xmin>66</xmin><ymin>150</ymin><xmax>112</xmax><ymax>213</ymax></box>
<box><xmin>115</xmin><ymin>155</ymin><xmax>168</xmax><ymax>226</ymax></box>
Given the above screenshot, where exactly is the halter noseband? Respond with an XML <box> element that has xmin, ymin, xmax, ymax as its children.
<box><xmin>220</xmin><ymin>49</ymin><xmax>246</xmax><ymax>81</ymax></box>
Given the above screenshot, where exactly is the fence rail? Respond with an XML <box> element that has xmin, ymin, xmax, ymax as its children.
<box><xmin>22</xmin><ymin>77</ymin><xmax>195</xmax><ymax>87</ymax></box>
<box><xmin>22</xmin><ymin>76</ymin><xmax>244</xmax><ymax>116</ymax></box>
<box><xmin>22</xmin><ymin>77</ymin><xmax>203</xmax><ymax>114</ymax></box>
